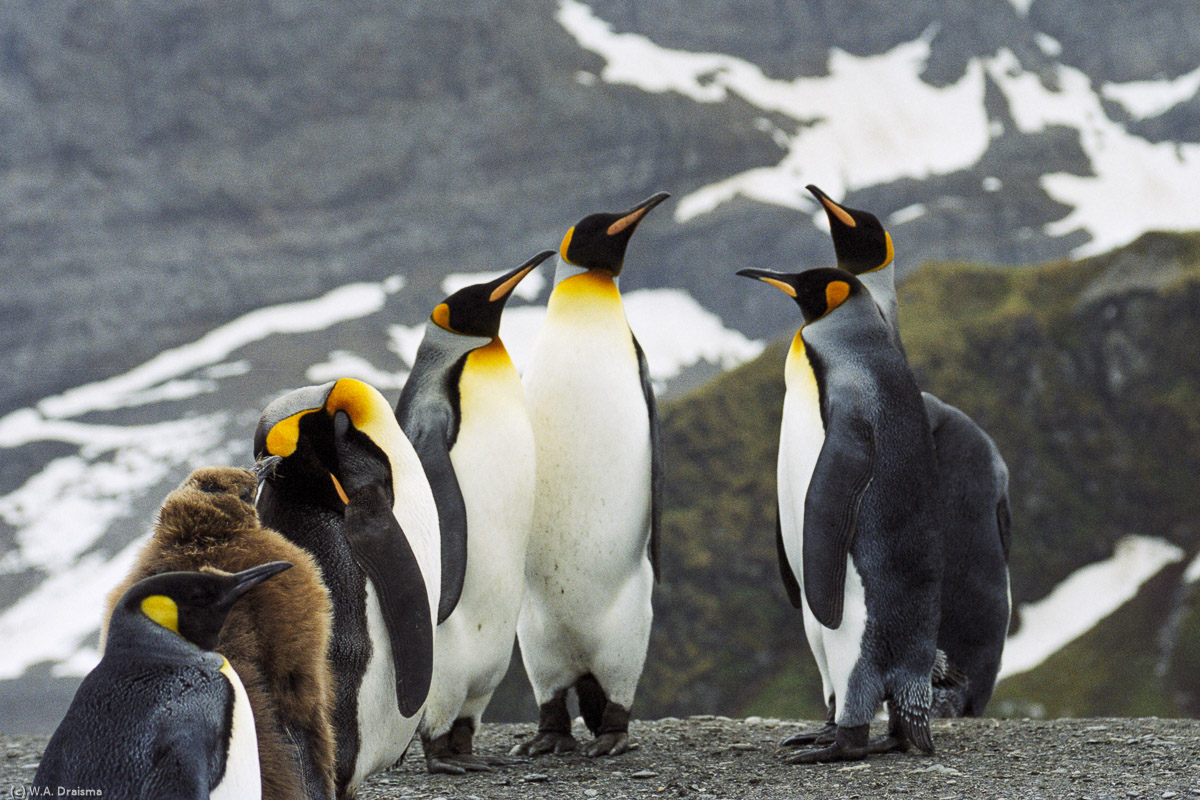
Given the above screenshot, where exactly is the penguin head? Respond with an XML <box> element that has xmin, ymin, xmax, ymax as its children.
<box><xmin>807</xmin><ymin>184</ymin><xmax>894</xmax><ymax>275</ymax></box>
<box><xmin>153</xmin><ymin>467</ymin><xmax>267</xmax><ymax>553</ymax></box>
<box><xmin>254</xmin><ymin>378</ymin><xmax>401</xmax><ymax>507</ymax></box>
<box><xmin>559</xmin><ymin>192</ymin><xmax>670</xmax><ymax>276</ymax></box>
<box><xmin>736</xmin><ymin>267</ymin><xmax>867</xmax><ymax>326</ymax></box>
<box><xmin>430</xmin><ymin>250</ymin><xmax>554</xmax><ymax>338</ymax></box>
<box><xmin>116</xmin><ymin>562</ymin><xmax>292</xmax><ymax>651</ymax></box>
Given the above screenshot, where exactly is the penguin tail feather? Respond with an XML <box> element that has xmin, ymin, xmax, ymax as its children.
<box><xmin>892</xmin><ymin>683</ymin><xmax>935</xmax><ymax>754</ymax></box>
<box><xmin>930</xmin><ymin>649</ymin><xmax>970</xmax><ymax>718</ymax></box>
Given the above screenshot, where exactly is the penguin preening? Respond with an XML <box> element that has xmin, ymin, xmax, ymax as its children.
<box><xmin>737</xmin><ymin>266</ymin><xmax>942</xmax><ymax>763</ymax></box>
<box><xmin>516</xmin><ymin>192</ymin><xmax>669</xmax><ymax>758</ymax></box>
<box><xmin>396</xmin><ymin>250</ymin><xmax>552</xmax><ymax>774</ymax></box>
<box><xmin>103</xmin><ymin>467</ymin><xmax>336</xmax><ymax>800</ymax></box>
<box><xmin>36</xmin><ymin>561</ymin><xmax>293</xmax><ymax>800</ymax></box>
<box><xmin>807</xmin><ymin>184</ymin><xmax>1012</xmax><ymax>717</ymax></box>
<box><xmin>255</xmin><ymin>378</ymin><xmax>440</xmax><ymax>798</ymax></box>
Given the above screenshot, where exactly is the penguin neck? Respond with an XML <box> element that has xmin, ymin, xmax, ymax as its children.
<box><xmin>856</xmin><ymin>264</ymin><xmax>899</xmax><ymax>332</ymax></box>
<box><xmin>105</xmin><ymin>607</ymin><xmax>212</xmax><ymax>665</ymax></box>
<box><xmin>784</xmin><ymin>328</ymin><xmax>820</xmax><ymax>396</ymax></box>
<box><xmin>546</xmin><ymin>259</ymin><xmax>625</xmax><ymax>324</ymax></box>
<box><xmin>416</xmin><ymin>319</ymin><xmax>492</xmax><ymax>366</ymax></box>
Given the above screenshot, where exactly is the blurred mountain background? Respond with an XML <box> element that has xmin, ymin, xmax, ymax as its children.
<box><xmin>2</xmin><ymin>0</ymin><xmax>1199</xmax><ymax>733</ymax></box>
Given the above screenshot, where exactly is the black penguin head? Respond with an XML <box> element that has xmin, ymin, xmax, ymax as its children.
<box><xmin>559</xmin><ymin>192</ymin><xmax>670</xmax><ymax>276</ymax></box>
<box><xmin>254</xmin><ymin>378</ymin><xmax>398</xmax><ymax>507</ymax></box>
<box><xmin>118</xmin><ymin>562</ymin><xmax>292</xmax><ymax>651</ymax></box>
<box><xmin>807</xmin><ymin>184</ymin><xmax>894</xmax><ymax>275</ymax></box>
<box><xmin>430</xmin><ymin>250</ymin><xmax>554</xmax><ymax>338</ymax></box>
<box><xmin>736</xmin><ymin>267</ymin><xmax>865</xmax><ymax>326</ymax></box>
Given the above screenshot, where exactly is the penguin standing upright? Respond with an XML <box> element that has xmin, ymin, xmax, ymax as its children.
<box><xmin>255</xmin><ymin>378</ymin><xmax>440</xmax><ymax>798</ymax></box>
<box><xmin>737</xmin><ymin>266</ymin><xmax>942</xmax><ymax>763</ymax></box>
<box><xmin>104</xmin><ymin>466</ymin><xmax>336</xmax><ymax>800</ymax></box>
<box><xmin>396</xmin><ymin>250</ymin><xmax>552</xmax><ymax>773</ymax></box>
<box><xmin>35</xmin><ymin>562</ymin><xmax>293</xmax><ymax>800</ymax></box>
<box><xmin>516</xmin><ymin>193</ymin><xmax>669</xmax><ymax>758</ymax></box>
<box><xmin>806</xmin><ymin>184</ymin><xmax>1012</xmax><ymax>717</ymax></box>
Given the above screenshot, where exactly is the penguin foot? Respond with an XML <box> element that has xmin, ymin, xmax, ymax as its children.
<box><xmin>582</xmin><ymin>731</ymin><xmax>631</xmax><ymax>758</ymax></box>
<box><xmin>867</xmin><ymin>734</ymin><xmax>911</xmax><ymax>755</ymax></box>
<box><xmin>425</xmin><ymin>754</ymin><xmax>496</xmax><ymax>774</ymax></box>
<box><xmin>780</xmin><ymin>722</ymin><xmax>837</xmax><ymax>747</ymax></box>
<box><xmin>509</xmin><ymin>730</ymin><xmax>578</xmax><ymax>757</ymax></box>
<box><xmin>785</xmin><ymin>725</ymin><xmax>870</xmax><ymax>765</ymax></box>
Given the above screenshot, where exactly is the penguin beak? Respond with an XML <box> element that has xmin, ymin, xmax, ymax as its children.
<box><xmin>607</xmin><ymin>191</ymin><xmax>671</xmax><ymax>237</ymax></box>
<box><xmin>221</xmin><ymin>561</ymin><xmax>293</xmax><ymax>607</ymax></box>
<box><xmin>252</xmin><ymin>455</ymin><xmax>283</xmax><ymax>485</ymax></box>
<box><xmin>488</xmin><ymin>250</ymin><xmax>555</xmax><ymax>302</ymax></box>
<box><xmin>736</xmin><ymin>268</ymin><xmax>799</xmax><ymax>298</ymax></box>
<box><xmin>807</xmin><ymin>184</ymin><xmax>857</xmax><ymax>229</ymax></box>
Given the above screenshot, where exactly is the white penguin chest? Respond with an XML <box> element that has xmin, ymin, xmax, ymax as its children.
<box><xmin>777</xmin><ymin>332</ymin><xmax>825</xmax><ymax>586</ymax></box>
<box><xmin>451</xmin><ymin>342</ymin><xmax>536</xmax><ymax>607</ymax></box>
<box><xmin>352</xmin><ymin>583</ymin><xmax>420</xmax><ymax>786</ymax></box>
<box><xmin>524</xmin><ymin>273</ymin><xmax>651</xmax><ymax>561</ymax></box>
<box><xmin>211</xmin><ymin>660</ymin><xmax>262</xmax><ymax>800</ymax></box>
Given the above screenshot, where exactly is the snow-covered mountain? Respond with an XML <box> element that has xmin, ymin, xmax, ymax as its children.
<box><xmin>2</xmin><ymin>0</ymin><xmax>1199</xmax><ymax>731</ymax></box>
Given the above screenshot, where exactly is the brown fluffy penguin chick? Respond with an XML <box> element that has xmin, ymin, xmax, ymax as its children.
<box><xmin>105</xmin><ymin>467</ymin><xmax>336</xmax><ymax>800</ymax></box>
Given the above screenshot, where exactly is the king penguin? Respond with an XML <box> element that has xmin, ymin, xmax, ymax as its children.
<box><xmin>255</xmin><ymin>378</ymin><xmax>441</xmax><ymax>798</ymax></box>
<box><xmin>35</xmin><ymin>562</ymin><xmax>293</xmax><ymax>800</ymax></box>
<box><xmin>806</xmin><ymin>184</ymin><xmax>1012</xmax><ymax>717</ymax></box>
<box><xmin>737</xmin><ymin>266</ymin><xmax>942</xmax><ymax>763</ymax></box>
<box><xmin>104</xmin><ymin>466</ymin><xmax>336</xmax><ymax>800</ymax></box>
<box><xmin>395</xmin><ymin>250</ymin><xmax>552</xmax><ymax>773</ymax></box>
<box><xmin>516</xmin><ymin>192</ymin><xmax>669</xmax><ymax>758</ymax></box>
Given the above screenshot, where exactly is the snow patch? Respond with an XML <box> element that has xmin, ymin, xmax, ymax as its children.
<box><xmin>556</xmin><ymin>0</ymin><xmax>990</xmax><ymax>223</ymax></box>
<box><xmin>888</xmin><ymin>203</ymin><xmax>927</xmax><ymax>226</ymax></box>
<box><xmin>1102</xmin><ymin>63</ymin><xmax>1200</xmax><ymax>121</ymax></box>
<box><xmin>28</xmin><ymin>281</ymin><xmax>396</xmax><ymax>422</ymax></box>
<box><xmin>987</xmin><ymin>49</ymin><xmax>1200</xmax><ymax>256</ymax></box>
<box><xmin>1184</xmin><ymin>551</ymin><xmax>1200</xmax><ymax>584</ymax></box>
<box><xmin>999</xmin><ymin>535</ymin><xmax>1184</xmax><ymax>680</ymax></box>
<box><xmin>1035</xmin><ymin>32</ymin><xmax>1062</xmax><ymax>57</ymax></box>
<box><xmin>0</xmin><ymin>538</ymin><xmax>148</xmax><ymax>679</ymax></box>
<box><xmin>306</xmin><ymin>351</ymin><xmax>408</xmax><ymax>390</ymax></box>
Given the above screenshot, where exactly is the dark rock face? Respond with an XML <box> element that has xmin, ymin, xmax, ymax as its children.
<box><xmin>3</xmin><ymin>1</ymin><xmax>1198</xmax><ymax>413</ymax></box>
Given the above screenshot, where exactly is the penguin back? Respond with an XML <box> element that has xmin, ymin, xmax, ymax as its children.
<box><xmin>106</xmin><ymin>466</ymin><xmax>336</xmax><ymax>800</ymax></box>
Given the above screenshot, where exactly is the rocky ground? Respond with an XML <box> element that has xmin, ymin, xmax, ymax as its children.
<box><xmin>4</xmin><ymin>716</ymin><xmax>1200</xmax><ymax>799</ymax></box>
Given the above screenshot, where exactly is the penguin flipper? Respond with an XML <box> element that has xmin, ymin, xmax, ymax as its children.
<box><xmin>406</xmin><ymin>421</ymin><xmax>468</xmax><ymax>623</ymax></box>
<box><xmin>803</xmin><ymin>413</ymin><xmax>876</xmax><ymax>629</ymax></box>
<box><xmin>633</xmin><ymin>335</ymin><xmax>662</xmax><ymax>582</ymax></box>
<box><xmin>341</xmin><ymin>484</ymin><xmax>435</xmax><ymax>717</ymax></box>
<box><xmin>334</xmin><ymin>413</ymin><xmax>435</xmax><ymax>717</ymax></box>
<box><xmin>776</xmin><ymin>502</ymin><xmax>803</xmax><ymax>609</ymax></box>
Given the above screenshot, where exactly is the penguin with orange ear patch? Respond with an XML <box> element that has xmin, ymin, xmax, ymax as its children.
<box><xmin>807</xmin><ymin>185</ymin><xmax>1012</xmax><ymax>718</ymax></box>
<box><xmin>255</xmin><ymin>379</ymin><xmax>440</xmax><ymax>798</ymax></box>
<box><xmin>396</xmin><ymin>250</ymin><xmax>552</xmax><ymax>774</ymax></box>
<box><xmin>736</xmin><ymin>267</ymin><xmax>942</xmax><ymax>763</ymax></box>
<box><xmin>517</xmin><ymin>193</ymin><xmax>669</xmax><ymax>759</ymax></box>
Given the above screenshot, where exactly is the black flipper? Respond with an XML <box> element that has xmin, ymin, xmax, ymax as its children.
<box><xmin>803</xmin><ymin>413</ymin><xmax>876</xmax><ymax>629</ymax></box>
<box><xmin>334</xmin><ymin>412</ymin><xmax>434</xmax><ymax>718</ymax></box>
<box><xmin>405</xmin><ymin>417</ymin><xmax>468</xmax><ymax>624</ymax></box>
<box><xmin>633</xmin><ymin>334</ymin><xmax>662</xmax><ymax>582</ymax></box>
<box><xmin>776</xmin><ymin>502</ymin><xmax>803</xmax><ymax>609</ymax></box>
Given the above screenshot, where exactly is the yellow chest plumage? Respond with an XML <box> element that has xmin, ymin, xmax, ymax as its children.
<box><xmin>458</xmin><ymin>339</ymin><xmax>524</xmax><ymax>419</ymax></box>
<box><xmin>784</xmin><ymin>329</ymin><xmax>820</xmax><ymax>407</ymax></box>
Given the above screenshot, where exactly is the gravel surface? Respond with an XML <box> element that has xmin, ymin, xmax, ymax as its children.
<box><xmin>5</xmin><ymin>716</ymin><xmax>1200</xmax><ymax>799</ymax></box>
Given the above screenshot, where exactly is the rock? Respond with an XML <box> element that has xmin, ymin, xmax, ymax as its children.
<box><xmin>522</xmin><ymin>774</ymin><xmax>549</xmax><ymax>783</ymax></box>
<box><xmin>632</xmin><ymin>770</ymin><xmax>661</xmax><ymax>779</ymax></box>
